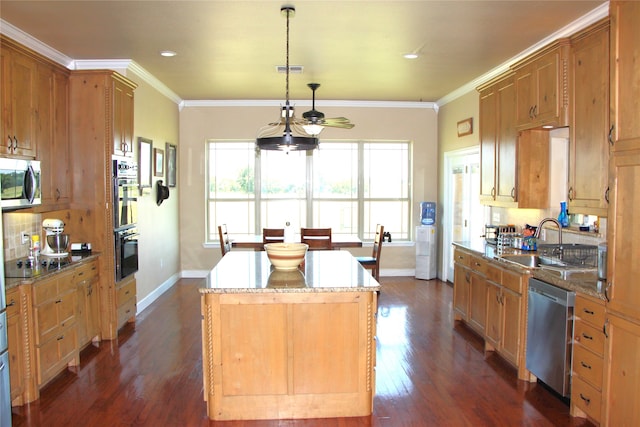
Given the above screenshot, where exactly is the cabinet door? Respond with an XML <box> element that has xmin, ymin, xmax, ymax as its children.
<box><xmin>515</xmin><ymin>64</ymin><xmax>535</xmax><ymax>127</ymax></box>
<box><xmin>453</xmin><ymin>263</ymin><xmax>470</xmax><ymax>320</ymax></box>
<box><xmin>610</xmin><ymin>1</ymin><xmax>640</xmax><ymax>152</ymax></box>
<box><xmin>603</xmin><ymin>313</ymin><xmax>640</xmax><ymax>426</ymax></box>
<box><xmin>1</xmin><ymin>48</ymin><xmax>37</xmax><ymax>157</ymax></box>
<box><xmin>485</xmin><ymin>281</ymin><xmax>502</xmax><ymax>348</ymax></box>
<box><xmin>533</xmin><ymin>50</ymin><xmax>561</xmax><ymax>124</ymax></box>
<box><xmin>495</xmin><ymin>78</ymin><xmax>517</xmax><ymax>203</ymax></box>
<box><xmin>500</xmin><ymin>287</ymin><xmax>521</xmax><ymax>366</ymax></box>
<box><xmin>569</xmin><ymin>21</ymin><xmax>610</xmax><ymax>216</ymax></box>
<box><xmin>479</xmin><ymin>86</ymin><xmax>497</xmax><ymax>202</ymax></box>
<box><xmin>607</xmin><ymin>149</ymin><xmax>640</xmax><ymax>321</ymax></box>
<box><xmin>468</xmin><ymin>272</ymin><xmax>487</xmax><ymax>334</ymax></box>
<box><xmin>113</xmin><ymin>80</ymin><xmax>135</xmax><ymax>157</ymax></box>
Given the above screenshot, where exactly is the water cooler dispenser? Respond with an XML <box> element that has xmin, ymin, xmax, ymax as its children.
<box><xmin>416</xmin><ymin>202</ymin><xmax>437</xmax><ymax>280</ymax></box>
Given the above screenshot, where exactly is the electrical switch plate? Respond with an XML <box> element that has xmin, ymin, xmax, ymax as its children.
<box><xmin>21</xmin><ymin>232</ymin><xmax>29</xmax><ymax>244</ymax></box>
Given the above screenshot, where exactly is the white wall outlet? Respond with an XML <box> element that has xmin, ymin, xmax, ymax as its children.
<box><xmin>21</xmin><ymin>232</ymin><xmax>30</xmax><ymax>245</ymax></box>
<box><xmin>492</xmin><ymin>212</ymin><xmax>501</xmax><ymax>223</ymax></box>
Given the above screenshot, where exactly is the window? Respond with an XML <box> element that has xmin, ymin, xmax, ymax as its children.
<box><xmin>207</xmin><ymin>140</ymin><xmax>411</xmax><ymax>242</ymax></box>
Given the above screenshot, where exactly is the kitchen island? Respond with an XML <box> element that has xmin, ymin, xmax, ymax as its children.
<box><xmin>199</xmin><ymin>250</ymin><xmax>380</xmax><ymax>421</ymax></box>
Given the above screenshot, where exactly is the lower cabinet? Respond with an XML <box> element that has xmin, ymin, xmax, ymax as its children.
<box><xmin>76</xmin><ymin>259</ymin><xmax>100</xmax><ymax>347</ymax></box>
<box><xmin>602</xmin><ymin>312</ymin><xmax>640</xmax><ymax>427</ymax></box>
<box><xmin>453</xmin><ymin>246</ymin><xmax>528</xmax><ymax>380</ymax></box>
<box><xmin>32</xmin><ymin>269</ymin><xmax>79</xmax><ymax>386</ymax></box>
<box><xmin>571</xmin><ymin>293</ymin><xmax>605</xmax><ymax>424</ymax></box>
<box><xmin>6</xmin><ymin>287</ymin><xmax>26</xmax><ymax>406</ymax></box>
<box><xmin>116</xmin><ymin>275</ymin><xmax>136</xmax><ymax>330</ymax></box>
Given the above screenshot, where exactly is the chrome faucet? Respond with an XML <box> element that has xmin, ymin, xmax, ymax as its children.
<box><xmin>534</xmin><ymin>217</ymin><xmax>563</xmax><ymax>247</ymax></box>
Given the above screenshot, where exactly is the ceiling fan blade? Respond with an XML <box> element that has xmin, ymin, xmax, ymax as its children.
<box><xmin>323</xmin><ymin>117</ymin><xmax>352</xmax><ymax>124</ymax></box>
<box><xmin>324</xmin><ymin>123</ymin><xmax>355</xmax><ymax>129</ymax></box>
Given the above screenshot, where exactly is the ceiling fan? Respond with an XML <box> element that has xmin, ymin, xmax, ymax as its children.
<box><xmin>300</xmin><ymin>83</ymin><xmax>355</xmax><ymax>135</ymax></box>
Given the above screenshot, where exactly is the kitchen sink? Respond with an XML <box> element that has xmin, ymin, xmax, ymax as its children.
<box><xmin>500</xmin><ymin>254</ymin><xmax>567</xmax><ymax>268</ymax></box>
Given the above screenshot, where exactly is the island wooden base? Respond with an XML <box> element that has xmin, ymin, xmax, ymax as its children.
<box><xmin>201</xmin><ymin>291</ymin><xmax>377</xmax><ymax>421</ymax></box>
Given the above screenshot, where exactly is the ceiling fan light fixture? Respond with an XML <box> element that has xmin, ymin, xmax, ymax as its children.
<box><xmin>302</xmin><ymin>123</ymin><xmax>324</xmax><ymax>136</ymax></box>
<box><xmin>256</xmin><ymin>5</ymin><xmax>318</xmax><ymax>152</ymax></box>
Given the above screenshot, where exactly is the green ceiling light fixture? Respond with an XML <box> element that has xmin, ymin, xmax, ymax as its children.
<box><xmin>257</xmin><ymin>5</ymin><xmax>319</xmax><ymax>152</ymax></box>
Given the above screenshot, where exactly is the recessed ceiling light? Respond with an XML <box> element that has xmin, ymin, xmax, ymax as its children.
<box><xmin>160</xmin><ymin>50</ymin><xmax>177</xmax><ymax>57</ymax></box>
<box><xmin>403</xmin><ymin>53</ymin><xmax>419</xmax><ymax>59</ymax></box>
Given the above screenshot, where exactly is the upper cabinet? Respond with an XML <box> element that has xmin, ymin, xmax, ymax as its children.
<box><xmin>113</xmin><ymin>80</ymin><xmax>135</xmax><ymax>157</ymax></box>
<box><xmin>513</xmin><ymin>39</ymin><xmax>571</xmax><ymax>130</ymax></box>
<box><xmin>0</xmin><ymin>38</ymin><xmax>38</xmax><ymax>158</ymax></box>
<box><xmin>568</xmin><ymin>20</ymin><xmax>610</xmax><ymax>217</ymax></box>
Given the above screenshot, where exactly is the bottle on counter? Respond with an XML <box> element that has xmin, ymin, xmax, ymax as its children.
<box><xmin>31</xmin><ymin>234</ymin><xmax>40</xmax><ymax>261</ymax></box>
<box><xmin>557</xmin><ymin>201</ymin><xmax>569</xmax><ymax>228</ymax></box>
<box><xmin>284</xmin><ymin>221</ymin><xmax>294</xmax><ymax>243</ymax></box>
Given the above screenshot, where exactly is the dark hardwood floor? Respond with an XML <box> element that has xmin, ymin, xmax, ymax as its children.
<box><xmin>11</xmin><ymin>277</ymin><xmax>595</xmax><ymax>427</ymax></box>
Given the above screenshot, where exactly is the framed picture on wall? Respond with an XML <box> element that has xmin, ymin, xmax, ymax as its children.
<box><xmin>138</xmin><ymin>137</ymin><xmax>153</xmax><ymax>190</ymax></box>
<box><xmin>166</xmin><ymin>143</ymin><xmax>177</xmax><ymax>187</ymax></box>
<box><xmin>154</xmin><ymin>148</ymin><xmax>164</xmax><ymax>177</ymax></box>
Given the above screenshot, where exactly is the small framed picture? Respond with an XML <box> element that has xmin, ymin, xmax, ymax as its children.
<box><xmin>165</xmin><ymin>143</ymin><xmax>177</xmax><ymax>187</ymax></box>
<box><xmin>138</xmin><ymin>137</ymin><xmax>153</xmax><ymax>189</ymax></box>
<box><xmin>154</xmin><ymin>148</ymin><xmax>164</xmax><ymax>177</ymax></box>
<box><xmin>457</xmin><ymin>117</ymin><xmax>473</xmax><ymax>137</ymax></box>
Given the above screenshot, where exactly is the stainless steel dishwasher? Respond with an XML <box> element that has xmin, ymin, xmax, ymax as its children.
<box><xmin>526</xmin><ymin>278</ymin><xmax>575</xmax><ymax>397</ymax></box>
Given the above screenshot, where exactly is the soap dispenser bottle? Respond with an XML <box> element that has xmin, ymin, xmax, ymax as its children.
<box><xmin>557</xmin><ymin>201</ymin><xmax>569</xmax><ymax>228</ymax></box>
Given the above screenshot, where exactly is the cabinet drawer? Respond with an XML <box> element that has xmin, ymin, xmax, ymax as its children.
<box><xmin>454</xmin><ymin>248</ymin><xmax>471</xmax><ymax>267</ymax></box>
<box><xmin>575</xmin><ymin>295</ymin><xmax>605</xmax><ymax>328</ymax></box>
<box><xmin>117</xmin><ymin>279</ymin><xmax>136</xmax><ymax>306</ymax></box>
<box><xmin>572</xmin><ymin>375</ymin><xmax>602</xmax><ymax>422</ymax></box>
<box><xmin>501</xmin><ymin>270</ymin><xmax>523</xmax><ymax>294</ymax></box>
<box><xmin>574</xmin><ymin>319</ymin><xmax>605</xmax><ymax>357</ymax></box>
<box><xmin>572</xmin><ymin>344</ymin><xmax>603</xmax><ymax>389</ymax></box>
<box><xmin>469</xmin><ymin>255</ymin><xmax>488</xmax><ymax>275</ymax></box>
<box><xmin>6</xmin><ymin>288</ymin><xmax>19</xmax><ymax>318</ymax></box>
<box><xmin>74</xmin><ymin>261</ymin><xmax>98</xmax><ymax>282</ymax></box>
<box><xmin>117</xmin><ymin>298</ymin><xmax>136</xmax><ymax>328</ymax></box>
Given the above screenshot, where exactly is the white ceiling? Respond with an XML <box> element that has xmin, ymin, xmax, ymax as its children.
<box><xmin>0</xmin><ymin>1</ymin><xmax>607</xmax><ymax>104</ymax></box>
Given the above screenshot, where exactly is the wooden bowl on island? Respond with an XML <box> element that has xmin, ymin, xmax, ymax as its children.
<box><xmin>264</xmin><ymin>243</ymin><xmax>308</xmax><ymax>270</ymax></box>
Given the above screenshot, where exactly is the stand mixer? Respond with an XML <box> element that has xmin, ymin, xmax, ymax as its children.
<box><xmin>41</xmin><ymin>218</ymin><xmax>68</xmax><ymax>257</ymax></box>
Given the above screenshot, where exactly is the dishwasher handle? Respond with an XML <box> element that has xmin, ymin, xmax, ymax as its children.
<box><xmin>529</xmin><ymin>287</ymin><xmax>560</xmax><ymax>303</ymax></box>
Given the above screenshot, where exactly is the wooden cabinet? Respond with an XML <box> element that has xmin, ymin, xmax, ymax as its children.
<box><xmin>453</xmin><ymin>248</ymin><xmax>471</xmax><ymax>321</ymax></box>
<box><xmin>0</xmin><ymin>37</ymin><xmax>38</xmax><ymax>158</ymax></box>
<box><xmin>113</xmin><ymin>79</ymin><xmax>135</xmax><ymax>157</ymax></box>
<box><xmin>76</xmin><ymin>260</ymin><xmax>100</xmax><ymax>347</ymax></box>
<box><xmin>32</xmin><ymin>270</ymin><xmax>79</xmax><ymax>386</ymax></box>
<box><xmin>601</xmin><ymin>4</ymin><xmax>640</xmax><ymax>426</ymax></box>
<box><xmin>478</xmin><ymin>76</ymin><xmax>550</xmax><ymax>208</ymax></box>
<box><xmin>568</xmin><ymin>19</ymin><xmax>610</xmax><ymax>217</ymax></box>
<box><xmin>6</xmin><ymin>287</ymin><xmax>25</xmax><ymax>406</ymax></box>
<box><xmin>69</xmin><ymin>70</ymin><xmax>137</xmax><ymax>340</ymax></box>
<box><xmin>571</xmin><ymin>294</ymin><xmax>606</xmax><ymax>424</ymax></box>
<box><xmin>116</xmin><ymin>275</ymin><xmax>136</xmax><ymax>330</ymax></box>
<box><xmin>468</xmin><ymin>255</ymin><xmax>488</xmax><ymax>334</ymax></box>
<box><xmin>479</xmin><ymin>74</ymin><xmax>518</xmax><ymax>205</ymax></box>
<box><xmin>484</xmin><ymin>266</ymin><xmax>524</xmax><ymax>371</ymax></box>
<box><xmin>513</xmin><ymin>39</ymin><xmax>570</xmax><ymax>130</ymax></box>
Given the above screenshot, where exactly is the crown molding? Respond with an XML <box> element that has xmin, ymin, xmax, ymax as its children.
<box><xmin>0</xmin><ymin>18</ymin><xmax>74</xmax><ymax>68</ymax></box>
<box><xmin>436</xmin><ymin>1</ymin><xmax>610</xmax><ymax>107</ymax></box>
<box><xmin>181</xmin><ymin>99</ymin><xmax>437</xmax><ymax>110</ymax></box>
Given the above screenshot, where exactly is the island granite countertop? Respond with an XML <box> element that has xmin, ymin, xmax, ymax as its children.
<box><xmin>200</xmin><ymin>250</ymin><xmax>380</xmax><ymax>294</ymax></box>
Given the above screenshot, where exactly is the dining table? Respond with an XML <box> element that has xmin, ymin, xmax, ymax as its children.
<box><xmin>230</xmin><ymin>233</ymin><xmax>362</xmax><ymax>250</ymax></box>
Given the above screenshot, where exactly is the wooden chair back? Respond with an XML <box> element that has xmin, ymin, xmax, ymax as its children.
<box><xmin>300</xmin><ymin>227</ymin><xmax>332</xmax><ymax>250</ymax></box>
<box><xmin>218</xmin><ymin>224</ymin><xmax>232</xmax><ymax>256</ymax></box>
<box><xmin>263</xmin><ymin>228</ymin><xmax>285</xmax><ymax>246</ymax></box>
<box><xmin>356</xmin><ymin>224</ymin><xmax>384</xmax><ymax>281</ymax></box>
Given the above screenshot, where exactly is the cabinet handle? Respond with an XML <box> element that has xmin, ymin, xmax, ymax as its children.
<box><xmin>603</xmin><ymin>318</ymin><xmax>609</xmax><ymax>339</ymax></box>
<box><xmin>583</xmin><ymin>308</ymin><xmax>594</xmax><ymax>315</ymax></box>
<box><xmin>474</xmin><ymin>262</ymin><xmax>481</xmax><ymax>267</ymax></box>
<box><xmin>510</xmin><ymin>187</ymin><xmax>516</xmax><ymax>201</ymax></box>
<box><xmin>55</xmin><ymin>299</ymin><xmax>62</xmax><ymax>304</ymax></box>
<box><xmin>608</xmin><ymin>125</ymin><xmax>614</xmax><ymax>145</ymax></box>
<box><xmin>579</xmin><ymin>393</ymin><xmax>591</xmax><ymax>405</ymax></box>
<box><xmin>528</xmin><ymin>106</ymin><xmax>534</xmax><ymax>119</ymax></box>
<box><xmin>13</xmin><ymin>136</ymin><xmax>18</xmax><ymax>150</ymax></box>
<box><xmin>7</xmin><ymin>299</ymin><xmax>16</xmax><ymax>307</ymax></box>
<box><xmin>580</xmin><ymin>361</ymin><xmax>592</xmax><ymax>370</ymax></box>
<box><xmin>491</xmin><ymin>187</ymin><xmax>496</xmax><ymax>199</ymax></box>
<box><xmin>457</xmin><ymin>255</ymin><xmax>464</xmax><ymax>260</ymax></box>
<box><xmin>568</xmin><ymin>187</ymin><xmax>574</xmax><ymax>201</ymax></box>
<box><xmin>6</xmin><ymin>135</ymin><xmax>11</xmax><ymax>150</ymax></box>
<box><xmin>605</xmin><ymin>186</ymin><xmax>610</xmax><ymax>204</ymax></box>
<box><xmin>581</xmin><ymin>333</ymin><xmax>593</xmax><ymax>341</ymax></box>
<box><xmin>465</xmin><ymin>272</ymin><xmax>471</xmax><ymax>283</ymax></box>
<box><xmin>57</xmin><ymin>335</ymin><xmax>64</xmax><ymax>341</ymax></box>
<box><xmin>605</xmin><ymin>281</ymin><xmax>611</xmax><ymax>303</ymax></box>
<box><xmin>533</xmin><ymin>105</ymin><xmax>538</xmax><ymax>118</ymax></box>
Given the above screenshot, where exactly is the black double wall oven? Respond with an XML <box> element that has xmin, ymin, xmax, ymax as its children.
<box><xmin>113</xmin><ymin>158</ymin><xmax>139</xmax><ymax>281</ymax></box>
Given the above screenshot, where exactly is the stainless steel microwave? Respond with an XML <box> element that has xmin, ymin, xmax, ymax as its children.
<box><xmin>0</xmin><ymin>158</ymin><xmax>41</xmax><ymax>210</ymax></box>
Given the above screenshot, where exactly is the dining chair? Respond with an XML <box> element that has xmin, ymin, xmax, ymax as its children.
<box><xmin>218</xmin><ymin>224</ymin><xmax>232</xmax><ymax>256</ymax></box>
<box><xmin>356</xmin><ymin>224</ymin><xmax>384</xmax><ymax>281</ymax></box>
<box><xmin>263</xmin><ymin>228</ymin><xmax>285</xmax><ymax>246</ymax></box>
<box><xmin>300</xmin><ymin>227</ymin><xmax>332</xmax><ymax>250</ymax></box>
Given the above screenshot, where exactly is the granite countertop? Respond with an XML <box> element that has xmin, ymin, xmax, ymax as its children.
<box><xmin>4</xmin><ymin>252</ymin><xmax>100</xmax><ymax>290</ymax></box>
<box><xmin>453</xmin><ymin>241</ymin><xmax>604</xmax><ymax>300</ymax></box>
<box><xmin>200</xmin><ymin>250</ymin><xmax>380</xmax><ymax>294</ymax></box>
